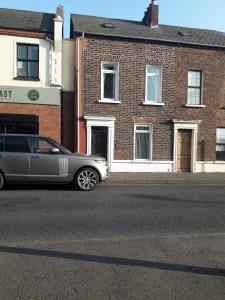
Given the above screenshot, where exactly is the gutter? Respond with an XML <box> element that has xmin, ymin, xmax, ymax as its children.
<box><xmin>74</xmin><ymin>31</ymin><xmax>225</xmax><ymax>50</ymax></box>
<box><xmin>77</xmin><ymin>33</ymin><xmax>85</xmax><ymax>153</ymax></box>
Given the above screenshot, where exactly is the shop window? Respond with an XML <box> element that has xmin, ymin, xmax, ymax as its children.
<box><xmin>17</xmin><ymin>44</ymin><xmax>39</xmax><ymax>79</ymax></box>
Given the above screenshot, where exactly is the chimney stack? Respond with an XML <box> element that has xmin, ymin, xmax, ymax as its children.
<box><xmin>142</xmin><ymin>0</ymin><xmax>159</xmax><ymax>28</ymax></box>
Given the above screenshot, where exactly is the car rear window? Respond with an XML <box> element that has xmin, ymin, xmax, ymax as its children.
<box><xmin>4</xmin><ymin>136</ymin><xmax>30</xmax><ymax>153</ymax></box>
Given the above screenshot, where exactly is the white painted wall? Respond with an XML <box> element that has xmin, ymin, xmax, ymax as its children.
<box><xmin>111</xmin><ymin>161</ymin><xmax>174</xmax><ymax>172</ymax></box>
<box><xmin>196</xmin><ymin>162</ymin><xmax>225</xmax><ymax>173</ymax></box>
<box><xmin>0</xmin><ymin>35</ymin><xmax>53</xmax><ymax>88</ymax></box>
<box><xmin>62</xmin><ymin>39</ymin><xmax>75</xmax><ymax>92</ymax></box>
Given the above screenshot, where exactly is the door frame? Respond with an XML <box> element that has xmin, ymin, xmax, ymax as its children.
<box><xmin>84</xmin><ymin>116</ymin><xmax>116</xmax><ymax>171</ymax></box>
<box><xmin>173</xmin><ymin>120</ymin><xmax>201</xmax><ymax>173</ymax></box>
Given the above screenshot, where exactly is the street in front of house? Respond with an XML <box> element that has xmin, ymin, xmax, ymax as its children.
<box><xmin>0</xmin><ymin>184</ymin><xmax>225</xmax><ymax>299</ymax></box>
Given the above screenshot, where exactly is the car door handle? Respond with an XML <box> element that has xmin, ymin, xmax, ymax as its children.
<box><xmin>31</xmin><ymin>155</ymin><xmax>41</xmax><ymax>159</ymax></box>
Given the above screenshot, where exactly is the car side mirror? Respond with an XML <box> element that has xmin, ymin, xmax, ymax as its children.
<box><xmin>50</xmin><ymin>147</ymin><xmax>60</xmax><ymax>154</ymax></box>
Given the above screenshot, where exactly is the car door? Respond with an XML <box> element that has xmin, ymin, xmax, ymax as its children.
<box><xmin>28</xmin><ymin>137</ymin><xmax>60</xmax><ymax>182</ymax></box>
<box><xmin>2</xmin><ymin>135</ymin><xmax>30</xmax><ymax>182</ymax></box>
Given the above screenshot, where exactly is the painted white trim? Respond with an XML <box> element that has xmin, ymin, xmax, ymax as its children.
<box><xmin>133</xmin><ymin>124</ymin><xmax>153</xmax><ymax>161</ymax></box>
<box><xmin>187</xmin><ymin>70</ymin><xmax>203</xmax><ymax>106</ymax></box>
<box><xmin>85</xmin><ymin>116</ymin><xmax>115</xmax><ymax>171</ymax></box>
<box><xmin>173</xmin><ymin>120</ymin><xmax>201</xmax><ymax>173</ymax></box>
<box><xmin>196</xmin><ymin>161</ymin><xmax>225</xmax><ymax>173</ymax></box>
<box><xmin>77</xmin><ymin>33</ymin><xmax>85</xmax><ymax>152</ymax></box>
<box><xmin>185</xmin><ymin>104</ymin><xmax>206</xmax><ymax>108</ymax></box>
<box><xmin>98</xmin><ymin>100</ymin><xmax>121</xmax><ymax>104</ymax></box>
<box><xmin>145</xmin><ymin>65</ymin><xmax>163</xmax><ymax>104</ymax></box>
<box><xmin>111</xmin><ymin>160</ymin><xmax>173</xmax><ymax>173</ymax></box>
<box><xmin>143</xmin><ymin>102</ymin><xmax>165</xmax><ymax>106</ymax></box>
<box><xmin>101</xmin><ymin>62</ymin><xmax>119</xmax><ymax>102</ymax></box>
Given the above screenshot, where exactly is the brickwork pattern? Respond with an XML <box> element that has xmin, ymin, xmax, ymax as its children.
<box><xmin>82</xmin><ymin>37</ymin><xmax>225</xmax><ymax>161</ymax></box>
<box><xmin>0</xmin><ymin>103</ymin><xmax>61</xmax><ymax>142</ymax></box>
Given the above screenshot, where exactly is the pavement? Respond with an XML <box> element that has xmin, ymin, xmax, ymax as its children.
<box><xmin>104</xmin><ymin>172</ymin><xmax>225</xmax><ymax>185</ymax></box>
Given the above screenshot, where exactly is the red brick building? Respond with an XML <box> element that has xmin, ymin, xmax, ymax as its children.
<box><xmin>70</xmin><ymin>0</ymin><xmax>225</xmax><ymax>173</ymax></box>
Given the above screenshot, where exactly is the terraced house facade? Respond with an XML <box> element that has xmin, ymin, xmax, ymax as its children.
<box><xmin>71</xmin><ymin>0</ymin><xmax>225</xmax><ymax>173</ymax></box>
<box><xmin>0</xmin><ymin>6</ymin><xmax>63</xmax><ymax>142</ymax></box>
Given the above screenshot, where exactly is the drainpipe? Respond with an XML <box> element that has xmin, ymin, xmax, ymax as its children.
<box><xmin>77</xmin><ymin>33</ymin><xmax>85</xmax><ymax>153</ymax></box>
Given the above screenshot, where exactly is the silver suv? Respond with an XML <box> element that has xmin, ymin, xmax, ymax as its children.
<box><xmin>0</xmin><ymin>134</ymin><xmax>108</xmax><ymax>191</ymax></box>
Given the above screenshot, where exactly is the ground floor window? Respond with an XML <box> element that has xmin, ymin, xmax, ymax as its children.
<box><xmin>216</xmin><ymin>128</ymin><xmax>225</xmax><ymax>160</ymax></box>
<box><xmin>0</xmin><ymin>114</ymin><xmax>38</xmax><ymax>135</ymax></box>
<box><xmin>134</xmin><ymin>125</ymin><xmax>152</xmax><ymax>160</ymax></box>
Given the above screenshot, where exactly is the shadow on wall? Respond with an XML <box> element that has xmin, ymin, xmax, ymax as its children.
<box><xmin>0</xmin><ymin>245</ymin><xmax>224</xmax><ymax>277</ymax></box>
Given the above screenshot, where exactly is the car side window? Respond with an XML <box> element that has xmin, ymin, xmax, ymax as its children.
<box><xmin>29</xmin><ymin>137</ymin><xmax>55</xmax><ymax>154</ymax></box>
<box><xmin>4</xmin><ymin>136</ymin><xmax>30</xmax><ymax>153</ymax></box>
<box><xmin>0</xmin><ymin>136</ymin><xmax>4</xmax><ymax>152</ymax></box>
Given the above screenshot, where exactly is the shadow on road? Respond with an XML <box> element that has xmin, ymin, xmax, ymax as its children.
<box><xmin>0</xmin><ymin>245</ymin><xmax>224</xmax><ymax>277</ymax></box>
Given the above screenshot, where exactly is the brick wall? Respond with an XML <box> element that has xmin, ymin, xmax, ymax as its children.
<box><xmin>81</xmin><ymin>36</ymin><xmax>225</xmax><ymax>161</ymax></box>
<box><xmin>0</xmin><ymin>103</ymin><xmax>61</xmax><ymax>142</ymax></box>
<box><xmin>174</xmin><ymin>46</ymin><xmax>225</xmax><ymax>161</ymax></box>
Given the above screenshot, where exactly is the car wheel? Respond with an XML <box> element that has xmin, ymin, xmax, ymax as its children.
<box><xmin>75</xmin><ymin>168</ymin><xmax>99</xmax><ymax>191</ymax></box>
<box><xmin>0</xmin><ymin>172</ymin><xmax>5</xmax><ymax>190</ymax></box>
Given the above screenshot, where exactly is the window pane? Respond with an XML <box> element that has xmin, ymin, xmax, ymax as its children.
<box><xmin>0</xmin><ymin>137</ymin><xmax>4</xmax><ymax>151</ymax></box>
<box><xmin>147</xmin><ymin>66</ymin><xmax>161</xmax><ymax>75</ymax></box>
<box><xmin>30</xmin><ymin>137</ymin><xmax>53</xmax><ymax>154</ymax></box>
<box><xmin>188</xmin><ymin>88</ymin><xmax>200</xmax><ymax>105</ymax></box>
<box><xmin>135</xmin><ymin>132</ymin><xmax>150</xmax><ymax>159</ymax></box>
<box><xmin>28</xmin><ymin>46</ymin><xmax>39</xmax><ymax>60</ymax></box>
<box><xmin>5</xmin><ymin>136</ymin><xmax>30</xmax><ymax>153</ymax></box>
<box><xmin>216</xmin><ymin>128</ymin><xmax>225</xmax><ymax>144</ymax></box>
<box><xmin>28</xmin><ymin>62</ymin><xmax>39</xmax><ymax>78</ymax></box>
<box><xmin>147</xmin><ymin>75</ymin><xmax>160</xmax><ymax>102</ymax></box>
<box><xmin>104</xmin><ymin>73</ymin><xmax>115</xmax><ymax>99</ymax></box>
<box><xmin>188</xmin><ymin>71</ymin><xmax>201</xmax><ymax>87</ymax></box>
<box><xmin>136</xmin><ymin>126</ymin><xmax>150</xmax><ymax>131</ymax></box>
<box><xmin>18</xmin><ymin>45</ymin><xmax>27</xmax><ymax>60</ymax></box>
<box><xmin>103</xmin><ymin>64</ymin><xmax>117</xmax><ymax>71</ymax></box>
<box><xmin>17</xmin><ymin>61</ymin><xmax>27</xmax><ymax>77</ymax></box>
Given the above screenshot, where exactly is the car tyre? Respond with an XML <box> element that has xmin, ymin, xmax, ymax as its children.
<box><xmin>75</xmin><ymin>168</ymin><xmax>99</xmax><ymax>191</ymax></box>
<box><xmin>0</xmin><ymin>172</ymin><xmax>5</xmax><ymax>190</ymax></box>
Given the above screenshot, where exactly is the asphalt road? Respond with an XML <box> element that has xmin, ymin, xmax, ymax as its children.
<box><xmin>0</xmin><ymin>184</ymin><xmax>225</xmax><ymax>299</ymax></box>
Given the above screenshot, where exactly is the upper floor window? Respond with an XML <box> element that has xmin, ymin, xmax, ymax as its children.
<box><xmin>134</xmin><ymin>125</ymin><xmax>152</xmax><ymax>160</ymax></box>
<box><xmin>216</xmin><ymin>128</ymin><xmax>225</xmax><ymax>160</ymax></box>
<box><xmin>17</xmin><ymin>44</ymin><xmax>39</xmax><ymax>79</ymax></box>
<box><xmin>101</xmin><ymin>63</ymin><xmax>119</xmax><ymax>102</ymax></box>
<box><xmin>187</xmin><ymin>70</ymin><xmax>202</xmax><ymax>105</ymax></box>
<box><xmin>145</xmin><ymin>66</ymin><xmax>163</xmax><ymax>104</ymax></box>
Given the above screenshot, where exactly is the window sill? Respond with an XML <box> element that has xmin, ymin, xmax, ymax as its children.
<box><xmin>98</xmin><ymin>100</ymin><xmax>121</xmax><ymax>104</ymax></box>
<box><xmin>185</xmin><ymin>104</ymin><xmax>206</xmax><ymax>108</ymax></box>
<box><xmin>143</xmin><ymin>102</ymin><xmax>165</xmax><ymax>106</ymax></box>
<box><xmin>14</xmin><ymin>77</ymin><xmax>40</xmax><ymax>81</ymax></box>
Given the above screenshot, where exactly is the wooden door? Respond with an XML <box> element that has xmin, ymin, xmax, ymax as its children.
<box><xmin>177</xmin><ymin>130</ymin><xmax>192</xmax><ymax>172</ymax></box>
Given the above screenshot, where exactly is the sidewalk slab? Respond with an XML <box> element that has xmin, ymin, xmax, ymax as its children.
<box><xmin>103</xmin><ymin>173</ymin><xmax>225</xmax><ymax>185</ymax></box>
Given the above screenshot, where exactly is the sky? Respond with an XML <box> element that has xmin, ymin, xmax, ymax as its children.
<box><xmin>1</xmin><ymin>0</ymin><xmax>225</xmax><ymax>37</ymax></box>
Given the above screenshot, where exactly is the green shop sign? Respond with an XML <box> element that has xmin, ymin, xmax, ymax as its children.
<box><xmin>27</xmin><ymin>90</ymin><xmax>40</xmax><ymax>101</ymax></box>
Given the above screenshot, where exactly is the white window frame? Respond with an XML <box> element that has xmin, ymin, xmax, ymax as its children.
<box><xmin>186</xmin><ymin>70</ymin><xmax>204</xmax><ymax>107</ymax></box>
<box><xmin>134</xmin><ymin>124</ymin><xmax>153</xmax><ymax>161</ymax></box>
<box><xmin>144</xmin><ymin>65</ymin><xmax>163</xmax><ymax>105</ymax></box>
<box><xmin>99</xmin><ymin>62</ymin><xmax>120</xmax><ymax>103</ymax></box>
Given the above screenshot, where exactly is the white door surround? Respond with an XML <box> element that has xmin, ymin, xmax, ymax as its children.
<box><xmin>84</xmin><ymin>116</ymin><xmax>116</xmax><ymax>170</ymax></box>
<box><xmin>173</xmin><ymin>119</ymin><xmax>201</xmax><ymax>173</ymax></box>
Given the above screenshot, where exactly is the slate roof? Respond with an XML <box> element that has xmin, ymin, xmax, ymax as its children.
<box><xmin>0</xmin><ymin>7</ymin><xmax>54</xmax><ymax>33</ymax></box>
<box><xmin>71</xmin><ymin>14</ymin><xmax>225</xmax><ymax>48</ymax></box>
